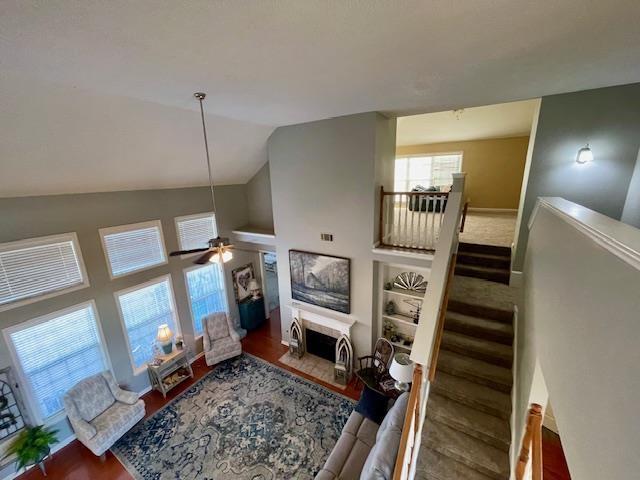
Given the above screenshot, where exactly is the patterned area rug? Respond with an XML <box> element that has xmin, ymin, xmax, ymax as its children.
<box><xmin>112</xmin><ymin>354</ymin><xmax>354</xmax><ymax>479</ymax></box>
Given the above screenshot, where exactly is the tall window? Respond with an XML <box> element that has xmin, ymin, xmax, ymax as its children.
<box><xmin>0</xmin><ymin>233</ymin><xmax>88</xmax><ymax>311</ymax></box>
<box><xmin>115</xmin><ymin>276</ymin><xmax>180</xmax><ymax>372</ymax></box>
<box><xmin>394</xmin><ymin>153</ymin><xmax>462</xmax><ymax>191</ymax></box>
<box><xmin>184</xmin><ymin>264</ymin><xmax>227</xmax><ymax>337</ymax></box>
<box><xmin>3</xmin><ymin>301</ymin><xmax>110</xmax><ymax>423</ymax></box>
<box><xmin>175</xmin><ymin>213</ymin><xmax>217</xmax><ymax>251</ymax></box>
<box><xmin>99</xmin><ymin>220</ymin><xmax>167</xmax><ymax>278</ymax></box>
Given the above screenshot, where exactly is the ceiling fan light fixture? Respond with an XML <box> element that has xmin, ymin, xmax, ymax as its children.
<box><xmin>209</xmin><ymin>247</ymin><xmax>232</xmax><ymax>264</ymax></box>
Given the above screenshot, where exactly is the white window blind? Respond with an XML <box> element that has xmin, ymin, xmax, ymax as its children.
<box><xmin>175</xmin><ymin>213</ymin><xmax>217</xmax><ymax>251</ymax></box>
<box><xmin>100</xmin><ymin>221</ymin><xmax>167</xmax><ymax>278</ymax></box>
<box><xmin>116</xmin><ymin>276</ymin><xmax>179</xmax><ymax>371</ymax></box>
<box><xmin>0</xmin><ymin>233</ymin><xmax>87</xmax><ymax>310</ymax></box>
<box><xmin>185</xmin><ymin>264</ymin><xmax>227</xmax><ymax>336</ymax></box>
<box><xmin>394</xmin><ymin>154</ymin><xmax>462</xmax><ymax>192</ymax></box>
<box><xmin>4</xmin><ymin>302</ymin><xmax>109</xmax><ymax>421</ymax></box>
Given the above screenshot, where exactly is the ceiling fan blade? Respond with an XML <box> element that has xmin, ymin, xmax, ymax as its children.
<box><xmin>195</xmin><ymin>250</ymin><xmax>216</xmax><ymax>265</ymax></box>
<box><xmin>169</xmin><ymin>248</ymin><xmax>209</xmax><ymax>257</ymax></box>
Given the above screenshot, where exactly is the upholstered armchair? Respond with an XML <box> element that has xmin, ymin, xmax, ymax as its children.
<box><xmin>63</xmin><ymin>371</ymin><xmax>145</xmax><ymax>457</ymax></box>
<box><xmin>203</xmin><ymin>312</ymin><xmax>242</xmax><ymax>366</ymax></box>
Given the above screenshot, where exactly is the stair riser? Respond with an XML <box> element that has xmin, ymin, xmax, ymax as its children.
<box><xmin>432</xmin><ymin>385</ymin><xmax>511</xmax><ymax>420</ymax></box>
<box><xmin>458</xmin><ymin>242</ymin><xmax>512</xmax><ymax>257</ymax></box>
<box><xmin>455</xmin><ymin>266</ymin><xmax>510</xmax><ymax>284</ymax></box>
<box><xmin>437</xmin><ymin>364</ymin><xmax>512</xmax><ymax>393</ymax></box>
<box><xmin>427</xmin><ymin>408</ymin><xmax>510</xmax><ymax>452</ymax></box>
<box><xmin>457</xmin><ymin>254</ymin><xmax>511</xmax><ymax>270</ymax></box>
<box><xmin>447</xmin><ymin>300</ymin><xmax>513</xmax><ymax>324</ymax></box>
<box><xmin>441</xmin><ymin>342</ymin><xmax>512</xmax><ymax>369</ymax></box>
<box><xmin>425</xmin><ymin>439</ymin><xmax>509</xmax><ymax>480</ymax></box>
<box><xmin>445</xmin><ymin>323</ymin><xmax>513</xmax><ymax>346</ymax></box>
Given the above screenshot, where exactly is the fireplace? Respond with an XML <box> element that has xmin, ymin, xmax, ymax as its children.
<box><xmin>306</xmin><ymin>329</ymin><xmax>337</xmax><ymax>363</ymax></box>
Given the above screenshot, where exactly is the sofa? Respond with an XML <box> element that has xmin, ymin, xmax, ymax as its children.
<box><xmin>203</xmin><ymin>312</ymin><xmax>242</xmax><ymax>366</ymax></box>
<box><xmin>408</xmin><ymin>185</ymin><xmax>448</xmax><ymax>212</ymax></box>
<box><xmin>63</xmin><ymin>371</ymin><xmax>145</xmax><ymax>457</ymax></box>
<box><xmin>316</xmin><ymin>391</ymin><xmax>409</xmax><ymax>480</ymax></box>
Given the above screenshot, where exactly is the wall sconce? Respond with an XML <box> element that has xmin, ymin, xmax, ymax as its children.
<box><xmin>576</xmin><ymin>144</ymin><xmax>594</xmax><ymax>164</ymax></box>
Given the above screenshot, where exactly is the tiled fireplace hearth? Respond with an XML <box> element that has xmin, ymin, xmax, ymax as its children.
<box><xmin>284</xmin><ymin>305</ymin><xmax>355</xmax><ymax>386</ymax></box>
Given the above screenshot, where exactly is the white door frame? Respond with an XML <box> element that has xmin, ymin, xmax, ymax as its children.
<box><xmin>258</xmin><ymin>250</ymin><xmax>277</xmax><ymax>318</ymax></box>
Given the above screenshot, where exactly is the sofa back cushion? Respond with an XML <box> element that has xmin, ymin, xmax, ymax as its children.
<box><xmin>206</xmin><ymin>313</ymin><xmax>230</xmax><ymax>340</ymax></box>
<box><xmin>376</xmin><ymin>392</ymin><xmax>409</xmax><ymax>442</ymax></box>
<box><xmin>68</xmin><ymin>373</ymin><xmax>115</xmax><ymax>422</ymax></box>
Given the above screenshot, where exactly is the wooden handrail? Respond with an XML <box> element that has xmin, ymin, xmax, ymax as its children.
<box><xmin>382</xmin><ymin>190</ymin><xmax>450</xmax><ymax>196</ymax></box>
<box><xmin>428</xmin><ymin>253</ymin><xmax>457</xmax><ymax>382</ymax></box>
<box><xmin>460</xmin><ymin>201</ymin><xmax>469</xmax><ymax>233</ymax></box>
<box><xmin>392</xmin><ymin>365</ymin><xmax>423</xmax><ymax>480</ymax></box>
<box><xmin>516</xmin><ymin>403</ymin><xmax>543</xmax><ymax>480</ymax></box>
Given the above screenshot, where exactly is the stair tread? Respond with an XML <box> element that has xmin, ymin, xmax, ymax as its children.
<box><xmin>458</xmin><ymin>251</ymin><xmax>511</xmax><ymax>261</ymax></box>
<box><xmin>423</xmin><ymin>420</ymin><xmax>510</xmax><ymax>480</ymax></box>
<box><xmin>438</xmin><ymin>350</ymin><xmax>512</xmax><ymax>392</ymax></box>
<box><xmin>456</xmin><ymin>264</ymin><xmax>510</xmax><ymax>275</ymax></box>
<box><xmin>432</xmin><ymin>372</ymin><xmax>511</xmax><ymax>419</ymax></box>
<box><xmin>427</xmin><ymin>393</ymin><xmax>511</xmax><ymax>451</ymax></box>
<box><xmin>442</xmin><ymin>331</ymin><xmax>513</xmax><ymax>367</ymax></box>
<box><xmin>445</xmin><ymin>312</ymin><xmax>513</xmax><ymax>344</ymax></box>
<box><xmin>450</xmin><ymin>276</ymin><xmax>515</xmax><ymax>313</ymax></box>
<box><xmin>459</xmin><ymin>242</ymin><xmax>511</xmax><ymax>257</ymax></box>
<box><xmin>447</xmin><ymin>300</ymin><xmax>514</xmax><ymax>325</ymax></box>
<box><xmin>416</xmin><ymin>447</ymin><xmax>495</xmax><ymax>480</ymax></box>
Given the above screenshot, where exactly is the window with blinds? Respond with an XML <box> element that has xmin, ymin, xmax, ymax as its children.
<box><xmin>184</xmin><ymin>264</ymin><xmax>227</xmax><ymax>336</ymax></box>
<box><xmin>3</xmin><ymin>301</ymin><xmax>109</xmax><ymax>422</ymax></box>
<box><xmin>0</xmin><ymin>233</ymin><xmax>88</xmax><ymax>311</ymax></box>
<box><xmin>115</xmin><ymin>276</ymin><xmax>180</xmax><ymax>371</ymax></box>
<box><xmin>99</xmin><ymin>220</ymin><xmax>167</xmax><ymax>278</ymax></box>
<box><xmin>175</xmin><ymin>213</ymin><xmax>217</xmax><ymax>251</ymax></box>
<box><xmin>394</xmin><ymin>153</ymin><xmax>462</xmax><ymax>191</ymax></box>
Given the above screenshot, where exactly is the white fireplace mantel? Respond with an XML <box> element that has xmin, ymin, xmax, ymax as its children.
<box><xmin>289</xmin><ymin>303</ymin><xmax>356</xmax><ymax>337</ymax></box>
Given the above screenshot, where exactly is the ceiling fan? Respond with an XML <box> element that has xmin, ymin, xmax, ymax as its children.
<box><xmin>169</xmin><ymin>92</ymin><xmax>234</xmax><ymax>264</ymax></box>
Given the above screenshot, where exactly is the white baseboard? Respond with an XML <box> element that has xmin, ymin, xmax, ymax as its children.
<box><xmin>510</xmin><ymin>270</ymin><xmax>523</xmax><ymax>288</ymax></box>
<box><xmin>468</xmin><ymin>207</ymin><xmax>518</xmax><ymax>213</ymax></box>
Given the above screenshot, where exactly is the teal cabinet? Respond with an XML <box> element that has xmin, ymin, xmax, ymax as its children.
<box><xmin>238</xmin><ymin>297</ymin><xmax>265</xmax><ymax>331</ymax></box>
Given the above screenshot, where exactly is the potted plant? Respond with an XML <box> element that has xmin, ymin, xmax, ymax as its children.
<box><xmin>6</xmin><ymin>425</ymin><xmax>58</xmax><ymax>472</ymax></box>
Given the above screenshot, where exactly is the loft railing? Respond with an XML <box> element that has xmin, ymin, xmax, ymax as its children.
<box><xmin>516</xmin><ymin>404</ymin><xmax>543</xmax><ymax>480</ymax></box>
<box><xmin>378</xmin><ymin>187</ymin><xmax>449</xmax><ymax>251</ymax></box>
<box><xmin>390</xmin><ymin>173</ymin><xmax>466</xmax><ymax>480</ymax></box>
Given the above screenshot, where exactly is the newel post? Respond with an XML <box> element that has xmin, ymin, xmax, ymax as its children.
<box><xmin>451</xmin><ymin>172</ymin><xmax>466</xmax><ymax>193</ymax></box>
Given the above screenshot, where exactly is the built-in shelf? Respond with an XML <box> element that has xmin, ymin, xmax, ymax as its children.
<box><xmin>389</xmin><ymin>340</ymin><xmax>412</xmax><ymax>351</ymax></box>
<box><xmin>383</xmin><ymin>288</ymin><xmax>425</xmax><ymax>301</ymax></box>
<box><xmin>382</xmin><ymin>314</ymin><xmax>418</xmax><ymax>328</ymax></box>
<box><xmin>232</xmin><ymin>226</ymin><xmax>276</xmax><ymax>246</ymax></box>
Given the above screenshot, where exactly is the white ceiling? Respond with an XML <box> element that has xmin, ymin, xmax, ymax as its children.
<box><xmin>1</xmin><ymin>1</ymin><xmax>639</xmax><ymax>195</ymax></box>
<box><xmin>397</xmin><ymin>100</ymin><xmax>538</xmax><ymax>146</ymax></box>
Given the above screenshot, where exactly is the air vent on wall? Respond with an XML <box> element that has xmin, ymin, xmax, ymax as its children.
<box><xmin>320</xmin><ymin>233</ymin><xmax>334</xmax><ymax>242</ymax></box>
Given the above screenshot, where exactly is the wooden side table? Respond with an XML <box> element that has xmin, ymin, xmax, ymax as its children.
<box><xmin>147</xmin><ymin>349</ymin><xmax>194</xmax><ymax>398</ymax></box>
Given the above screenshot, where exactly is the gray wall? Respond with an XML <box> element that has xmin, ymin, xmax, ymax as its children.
<box><xmin>621</xmin><ymin>150</ymin><xmax>640</xmax><ymax>228</ymax></box>
<box><xmin>268</xmin><ymin>112</ymin><xmax>395</xmax><ymax>357</ymax></box>
<box><xmin>0</xmin><ymin>185</ymin><xmax>251</xmax><ymax>450</ymax></box>
<box><xmin>513</xmin><ymin>83</ymin><xmax>640</xmax><ymax>270</ymax></box>
<box><xmin>245</xmin><ymin>162</ymin><xmax>274</xmax><ymax>231</ymax></box>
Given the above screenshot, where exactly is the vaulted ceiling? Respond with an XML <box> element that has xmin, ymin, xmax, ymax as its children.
<box><xmin>1</xmin><ymin>1</ymin><xmax>639</xmax><ymax>196</ymax></box>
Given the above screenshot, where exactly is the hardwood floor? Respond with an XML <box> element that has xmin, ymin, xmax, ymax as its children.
<box><xmin>18</xmin><ymin>307</ymin><xmax>361</xmax><ymax>480</ymax></box>
<box><xmin>542</xmin><ymin>427</ymin><xmax>572</xmax><ymax>480</ymax></box>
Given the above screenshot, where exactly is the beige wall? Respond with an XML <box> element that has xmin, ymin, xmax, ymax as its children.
<box><xmin>396</xmin><ymin>136</ymin><xmax>529</xmax><ymax>209</ymax></box>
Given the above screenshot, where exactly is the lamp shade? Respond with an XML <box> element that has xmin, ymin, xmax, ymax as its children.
<box><xmin>576</xmin><ymin>144</ymin><xmax>594</xmax><ymax>164</ymax></box>
<box><xmin>248</xmin><ymin>279</ymin><xmax>260</xmax><ymax>291</ymax></box>
<box><xmin>209</xmin><ymin>248</ymin><xmax>233</xmax><ymax>263</ymax></box>
<box><xmin>156</xmin><ymin>324</ymin><xmax>173</xmax><ymax>343</ymax></box>
<box><xmin>389</xmin><ymin>353</ymin><xmax>415</xmax><ymax>384</ymax></box>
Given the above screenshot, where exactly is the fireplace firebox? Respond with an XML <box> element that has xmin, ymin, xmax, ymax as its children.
<box><xmin>305</xmin><ymin>329</ymin><xmax>337</xmax><ymax>363</ymax></box>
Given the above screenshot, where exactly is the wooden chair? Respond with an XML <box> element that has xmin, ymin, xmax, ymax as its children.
<box><xmin>355</xmin><ymin>338</ymin><xmax>395</xmax><ymax>392</ymax></box>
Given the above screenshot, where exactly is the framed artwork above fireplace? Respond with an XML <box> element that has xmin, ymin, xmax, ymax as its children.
<box><xmin>289</xmin><ymin>250</ymin><xmax>350</xmax><ymax>314</ymax></box>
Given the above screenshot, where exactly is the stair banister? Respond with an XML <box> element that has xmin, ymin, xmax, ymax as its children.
<box><xmin>392</xmin><ymin>365</ymin><xmax>423</xmax><ymax>480</ymax></box>
<box><xmin>516</xmin><ymin>403</ymin><xmax>543</xmax><ymax>480</ymax></box>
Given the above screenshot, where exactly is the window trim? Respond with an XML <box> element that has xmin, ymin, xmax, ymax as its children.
<box><xmin>99</xmin><ymin>220</ymin><xmax>168</xmax><ymax>280</ymax></box>
<box><xmin>174</xmin><ymin>212</ymin><xmax>217</xmax><ymax>259</ymax></box>
<box><xmin>394</xmin><ymin>151</ymin><xmax>464</xmax><ymax>191</ymax></box>
<box><xmin>114</xmin><ymin>274</ymin><xmax>182</xmax><ymax>376</ymax></box>
<box><xmin>183</xmin><ymin>263</ymin><xmax>230</xmax><ymax>340</ymax></box>
<box><xmin>2</xmin><ymin>300</ymin><xmax>112</xmax><ymax>425</ymax></box>
<box><xmin>0</xmin><ymin>232</ymin><xmax>90</xmax><ymax>313</ymax></box>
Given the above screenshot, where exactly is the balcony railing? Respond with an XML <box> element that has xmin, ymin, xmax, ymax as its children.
<box><xmin>378</xmin><ymin>188</ymin><xmax>450</xmax><ymax>251</ymax></box>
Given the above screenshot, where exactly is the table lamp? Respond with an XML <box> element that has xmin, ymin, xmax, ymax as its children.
<box><xmin>248</xmin><ymin>279</ymin><xmax>261</xmax><ymax>299</ymax></box>
<box><xmin>157</xmin><ymin>324</ymin><xmax>174</xmax><ymax>354</ymax></box>
<box><xmin>389</xmin><ymin>352</ymin><xmax>415</xmax><ymax>392</ymax></box>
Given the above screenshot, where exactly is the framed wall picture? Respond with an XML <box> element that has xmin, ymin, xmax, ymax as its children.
<box><xmin>232</xmin><ymin>263</ymin><xmax>255</xmax><ymax>302</ymax></box>
<box><xmin>289</xmin><ymin>250</ymin><xmax>350</xmax><ymax>314</ymax></box>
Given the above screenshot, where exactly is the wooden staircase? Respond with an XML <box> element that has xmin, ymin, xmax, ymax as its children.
<box><xmin>416</xmin><ymin>246</ymin><xmax>514</xmax><ymax>480</ymax></box>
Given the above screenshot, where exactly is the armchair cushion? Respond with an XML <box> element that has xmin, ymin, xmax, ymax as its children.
<box><xmin>88</xmin><ymin>399</ymin><xmax>145</xmax><ymax>455</ymax></box>
<box><xmin>206</xmin><ymin>313</ymin><xmax>230</xmax><ymax>340</ymax></box>
<box><xmin>67</xmin><ymin>374</ymin><xmax>115</xmax><ymax>421</ymax></box>
<box><xmin>203</xmin><ymin>312</ymin><xmax>242</xmax><ymax>366</ymax></box>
